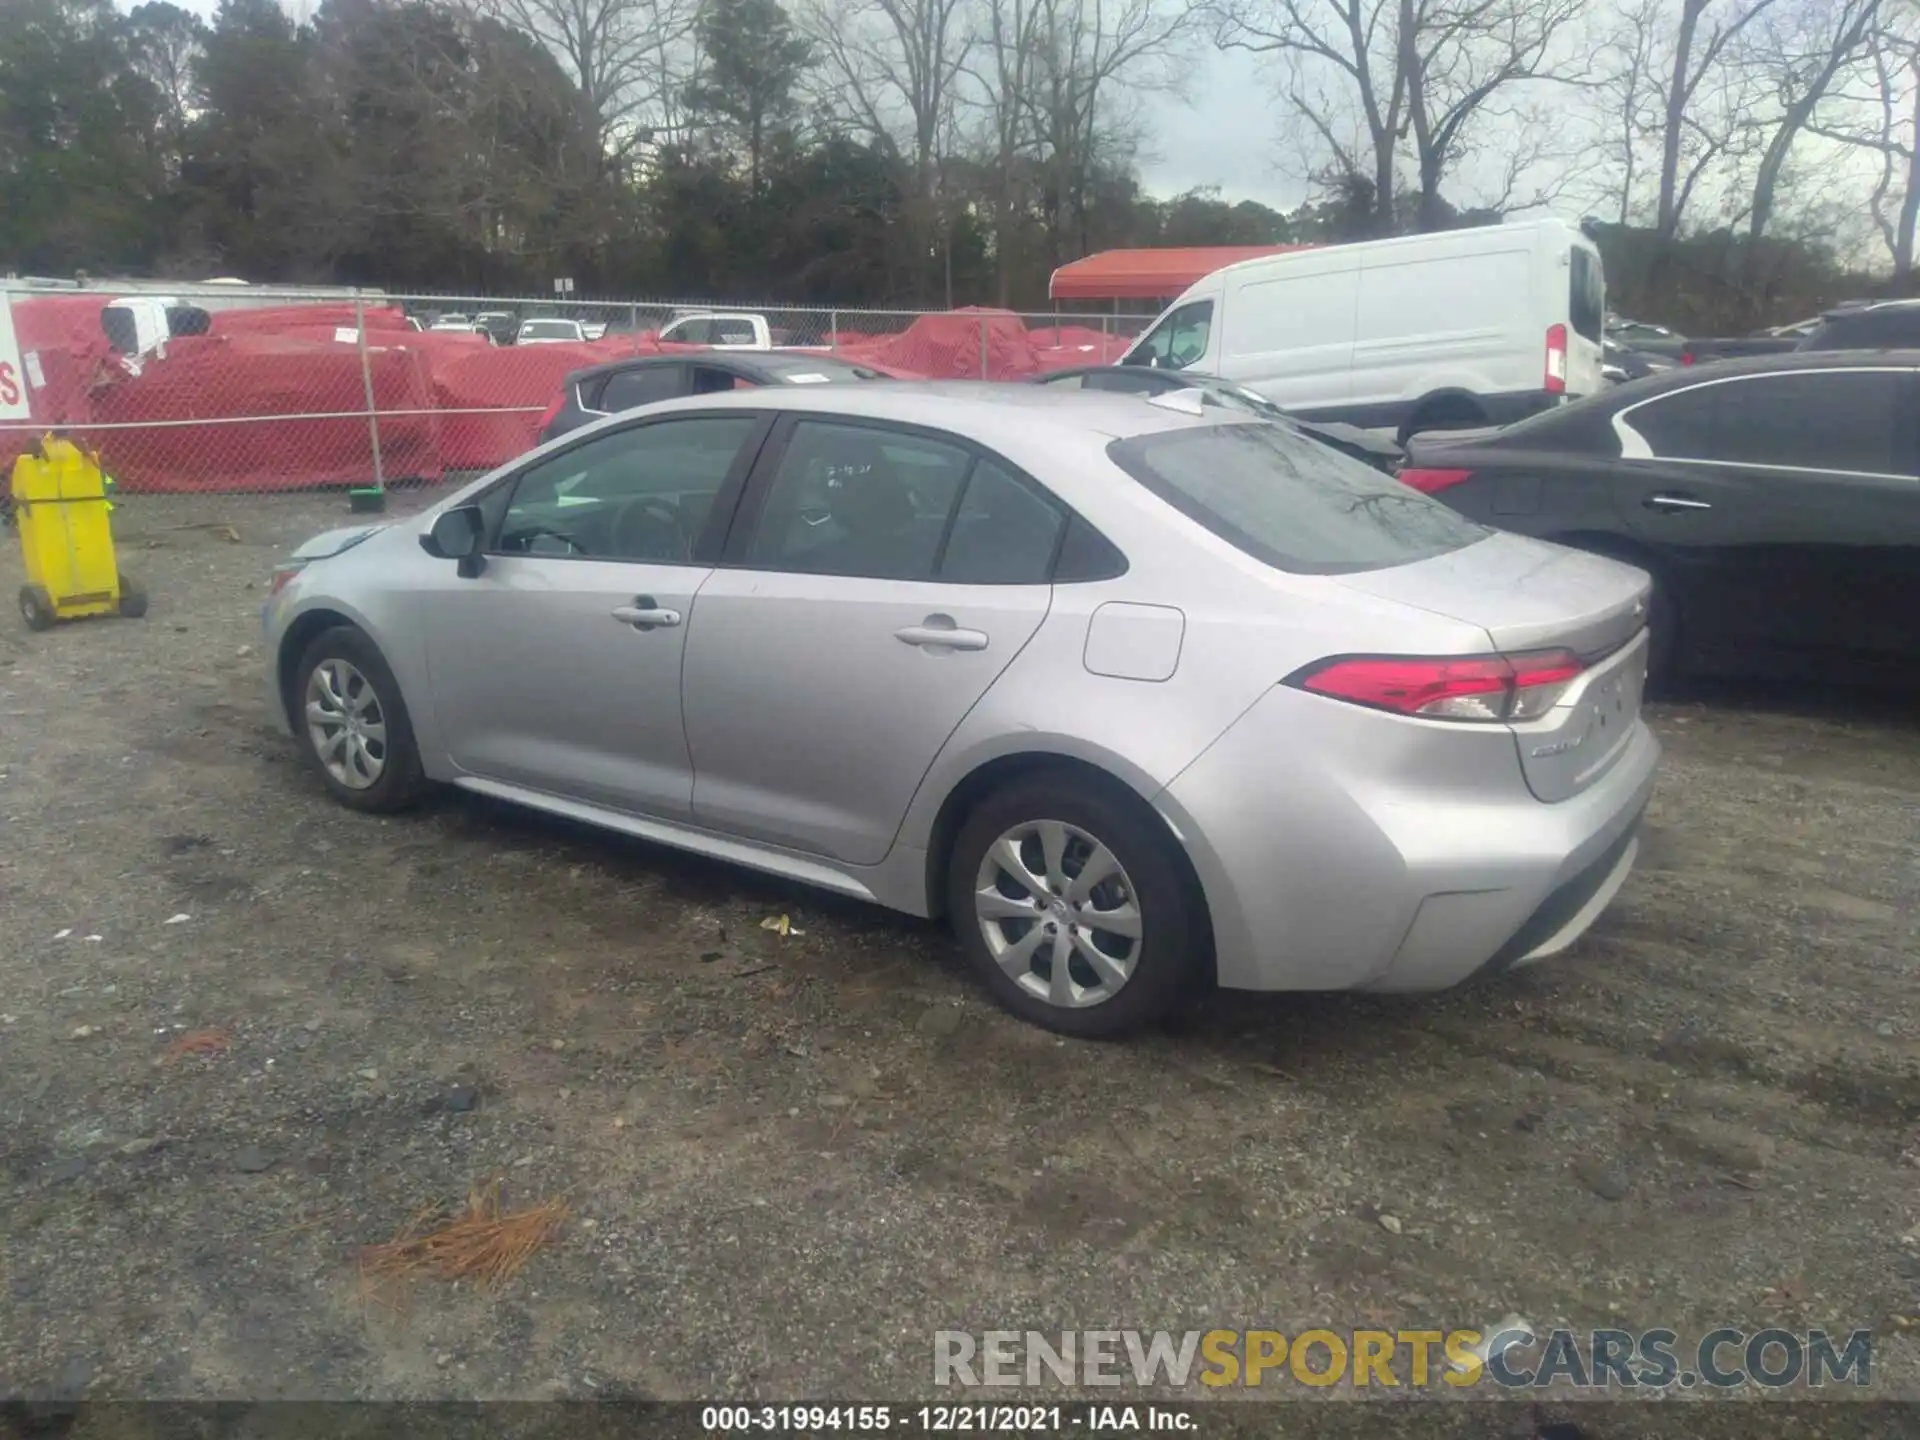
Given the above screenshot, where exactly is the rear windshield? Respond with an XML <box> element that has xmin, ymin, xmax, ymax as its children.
<box><xmin>1107</xmin><ymin>422</ymin><xmax>1487</xmax><ymax>576</ymax></box>
<box><xmin>522</xmin><ymin>320</ymin><xmax>579</xmax><ymax>338</ymax></box>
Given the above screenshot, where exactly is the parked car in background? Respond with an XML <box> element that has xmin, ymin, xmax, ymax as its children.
<box><xmin>1602</xmin><ymin>337</ymin><xmax>1671</xmax><ymax>384</ymax></box>
<box><xmin>1119</xmin><ymin>217</ymin><xmax>1606</xmax><ymax>442</ymax></box>
<box><xmin>1398</xmin><ymin>352</ymin><xmax>1920</xmax><ymax>689</ymax></box>
<box><xmin>658</xmin><ymin>312</ymin><xmax>774</xmax><ymax>349</ymax></box>
<box><xmin>1030</xmin><ymin>365</ymin><xmax>1403</xmax><ymax>472</ymax></box>
<box><xmin>264</xmin><ymin>384</ymin><xmax>1657</xmax><ymax>1036</ymax></box>
<box><xmin>430</xmin><ymin>313</ymin><xmax>471</xmax><ymax>330</ymax></box>
<box><xmin>537</xmin><ymin>350</ymin><xmax>892</xmax><ymax>442</ymax></box>
<box><xmin>474</xmin><ymin>311</ymin><xmax>517</xmax><ymax>345</ymax></box>
<box><xmin>1795</xmin><ymin>299</ymin><xmax>1920</xmax><ymax>351</ymax></box>
<box><xmin>1606</xmin><ymin>317</ymin><xmax>1682</xmax><ymax>347</ymax></box>
<box><xmin>518</xmin><ymin>318</ymin><xmax>587</xmax><ymax>345</ymax></box>
<box><xmin>580</xmin><ymin>317</ymin><xmax>610</xmax><ymax>341</ymax></box>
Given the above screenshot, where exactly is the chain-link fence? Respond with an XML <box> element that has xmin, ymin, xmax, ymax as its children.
<box><xmin>0</xmin><ymin>281</ymin><xmax>1156</xmax><ymax>503</ymax></box>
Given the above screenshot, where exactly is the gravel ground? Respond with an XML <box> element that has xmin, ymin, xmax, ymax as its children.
<box><xmin>1</xmin><ymin>492</ymin><xmax>1917</xmax><ymax>1437</ymax></box>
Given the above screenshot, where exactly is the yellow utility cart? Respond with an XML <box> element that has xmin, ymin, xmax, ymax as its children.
<box><xmin>10</xmin><ymin>435</ymin><xmax>146</xmax><ymax>631</ymax></box>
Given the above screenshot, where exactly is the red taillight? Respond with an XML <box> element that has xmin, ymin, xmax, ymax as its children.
<box><xmin>1679</xmin><ymin>352</ymin><xmax>1695</xmax><ymax>366</ymax></box>
<box><xmin>1286</xmin><ymin>649</ymin><xmax>1585</xmax><ymax>722</ymax></box>
<box><xmin>536</xmin><ymin>391</ymin><xmax>567</xmax><ymax>434</ymax></box>
<box><xmin>1398</xmin><ymin>466</ymin><xmax>1474</xmax><ymax>494</ymax></box>
<box><xmin>1545</xmin><ymin>323</ymin><xmax>1568</xmax><ymax>394</ymax></box>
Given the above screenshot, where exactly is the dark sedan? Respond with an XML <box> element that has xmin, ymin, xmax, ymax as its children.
<box><xmin>538</xmin><ymin>351</ymin><xmax>891</xmax><ymax>442</ymax></box>
<box><xmin>1030</xmin><ymin>365</ymin><xmax>1404</xmax><ymax>472</ymax></box>
<box><xmin>1399</xmin><ymin>352</ymin><xmax>1920</xmax><ymax>688</ymax></box>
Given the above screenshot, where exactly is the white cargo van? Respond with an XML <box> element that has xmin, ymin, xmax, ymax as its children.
<box><xmin>1118</xmin><ymin>217</ymin><xmax>1606</xmax><ymax>440</ymax></box>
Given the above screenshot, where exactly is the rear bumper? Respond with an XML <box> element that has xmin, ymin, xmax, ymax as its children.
<box><xmin>1155</xmin><ymin>684</ymin><xmax>1660</xmax><ymax>994</ymax></box>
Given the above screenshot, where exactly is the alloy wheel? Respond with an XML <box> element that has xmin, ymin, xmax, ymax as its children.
<box><xmin>973</xmin><ymin>819</ymin><xmax>1142</xmax><ymax>1009</ymax></box>
<box><xmin>305</xmin><ymin>658</ymin><xmax>388</xmax><ymax>790</ymax></box>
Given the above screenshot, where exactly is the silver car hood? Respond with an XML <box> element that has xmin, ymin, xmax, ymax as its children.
<box><xmin>291</xmin><ymin>523</ymin><xmax>390</xmax><ymax>562</ymax></box>
<box><xmin>1331</xmin><ymin>532</ymin><xmax>1650</xmax><ymax>658</ymax></box>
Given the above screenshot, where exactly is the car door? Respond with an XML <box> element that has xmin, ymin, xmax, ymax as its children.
<box><xmin>421</xmin><ymin>412</ymin><xmax>769</xmax><ymax>818</ymax></box>
<box><xmin>1610</xmin><ymin>366</ymin><xmax>1920</xmax><ymax>664</ymax></box>
<box><xmin>680</xmin><ymin>417</ymin><xmax>1062</xmax><ymax>864</ymax></box>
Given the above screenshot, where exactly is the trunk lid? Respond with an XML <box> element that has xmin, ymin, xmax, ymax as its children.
<box><xmin>1332</xmin><ymin>532</ymin><xmax>1651</xmax><ymax>801</ymax></box>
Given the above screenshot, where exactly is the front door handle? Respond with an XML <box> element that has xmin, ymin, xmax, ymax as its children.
<box><xmin>611</xmin><ymin>595</ymin><xmax>682</xmax><ymax>630</ymax></box>
<box><xmin>895</xmin><ymin>616</ymin><xmax>989</xmax><ymax>652</ymax></box>
<box><xmin>1644</xmin><ymin>493</ymin><xmax>1712</xmax><ymax>512</ymax></box>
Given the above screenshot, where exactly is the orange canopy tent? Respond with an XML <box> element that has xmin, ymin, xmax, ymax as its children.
<box><xmin>1048</xmin><ymin>246</ymin><xmax>1315</xmax><ymax>302</ymax></box>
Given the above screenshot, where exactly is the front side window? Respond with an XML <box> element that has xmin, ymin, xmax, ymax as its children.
<box><xmin>496</xmin><ymin>416</ymin><xmax>758</xmax><ymax>563</ymax></box>
<box><xmin>1107</xmin><ymin>421</ymin><xmax>1487</xmax><ymax>576</ymax></box>
<box><xmin>1126</xmin><ymin>301</ymin><xmax>1213</xmax><ymax>372</ymax></box>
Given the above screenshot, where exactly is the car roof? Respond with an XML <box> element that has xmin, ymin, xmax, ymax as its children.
<box><xmin>1605</xmin><ymin>348</ymin><xmax>1920</xmax><ymax>394</ymax></box>
<box><xmin>586</xmin><ymin>380</ymin><xmax>1237</xmax><ymax>445</ymax></box>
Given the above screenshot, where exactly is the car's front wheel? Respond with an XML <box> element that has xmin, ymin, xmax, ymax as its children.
<box><xmin>948</xmin><ymin>776</ymin><xmax>1205</xmax><ymax>1038</ymax></box>
<box><xmin>292</xmin><ymin>626</ymin><xmax>426</xmax><ymax>813</ymax></box>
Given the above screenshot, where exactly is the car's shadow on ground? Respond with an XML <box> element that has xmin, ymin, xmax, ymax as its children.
<box><xmin>403</xmin><ymin>777</ymin><xmax>1551</xmax><ymax>1066</ymax></box>
<box><xmin>1657</xmin><ymin>673</ymin><xmax>1919</xmax><ymax>727</ymax></box>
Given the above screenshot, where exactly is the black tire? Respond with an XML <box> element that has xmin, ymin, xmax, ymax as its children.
<box><xmin>291</xmin><ymin>625</ymin><xmax>427</xmax><ymax>813</ymax></box>
<box><xmin>1397</xmin><ymin>396</ymin><xmax>1486</xmax><ymax>446</ymax></box>
<box><xmin>19</xmin><ymin>585</ymin><xmax>54</xmax><ymax>632</ymax></box>
<box><xmin>117</xmin><ymin>573</ymin><xmax>148</xmax><ymax>619</ymax></box>
<box><xmin>947</xmin><ymin>775</ymin><xmax>1206</xmax><ymax>1038</ymax></box>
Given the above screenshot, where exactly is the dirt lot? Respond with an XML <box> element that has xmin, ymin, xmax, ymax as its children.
<box><xmin>1</xmin><ymin>491</ymin><xmax>1917</xmax><ymax>1435</ymax></box>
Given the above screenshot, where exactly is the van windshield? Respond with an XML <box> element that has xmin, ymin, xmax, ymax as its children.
<box><xmin>1124</xmin><ymin>300</ymin><xmax>1213</xmax><ymax>371</ymax></box>
<box><xmin>1107</xmin><ymin>421</ymin><xmax>1487</xmax><ymax>576</ymax></box>
<box><xmin>1570</xmin><ymin>248</ymin><xmax>1605</xmax><ymax>344</ymax></box>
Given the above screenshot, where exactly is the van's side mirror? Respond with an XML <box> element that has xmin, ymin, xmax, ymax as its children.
<box><xmin>421</xmin><ymin>505</ymin><xmax>486</xmax><ymax>577</ymax></box>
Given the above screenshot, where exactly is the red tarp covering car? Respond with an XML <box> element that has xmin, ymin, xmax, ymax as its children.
<box><xmin>1</xmin><ymin>300</ymin><xmax>1158</xmax><ymax>490</ymax></box>
<box><xmin>86</xmin><ymin>334</ymin><xmax>444</xmax><ymax>493</ymax></box>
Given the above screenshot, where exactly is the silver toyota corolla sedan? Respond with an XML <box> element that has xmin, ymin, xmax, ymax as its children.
<box><xmin>262</xmin><ymin>384</ymin><xmax>1659</xmax><ymax>1037</ymax></box>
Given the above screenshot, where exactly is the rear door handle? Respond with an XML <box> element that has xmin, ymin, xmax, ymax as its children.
<box><xmin>611</xmin><ymin>595</ymin><xmax>682</xmax><ymax>630</ymax></box>
<box><xmin>1644</xmin><ymin>493</ymin><xmax>1711</xmax><ymax>512</ymax></box>
<box><xmin>895</xmin><ymin>618</ymin><xmax>989</xmax><ymax>652</ymax></box>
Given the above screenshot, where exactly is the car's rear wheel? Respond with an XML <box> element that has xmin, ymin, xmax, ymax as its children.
<box><xmin>293</xmin><ymin>626</ymin><xmax>426</xmax><ymax>813</ymax></box>
<box><xmin>947</xmin><ymin>777</ymin><xmax>1204</xmax><ymax>1038</ymax></box>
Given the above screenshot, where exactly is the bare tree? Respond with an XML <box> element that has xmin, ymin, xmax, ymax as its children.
<box><xmin>1215</xmin><ymin>0</ymin><xmax>1589</xmax><ymax>236</ymax></box>
<box><xmin>1638</xmin><ymin>0</ymin><xmax>1780</xmax><ymax>237</ymax></box>
<box><xmin>467</xmin><ymin>0</ymin><xmax>700</xmax><ymax>157</ymax></box>
<box><xmin>1022</xmin><ymin>0</ymin><xmax>1193</xmax><ymax>264</ymax></box>
<box><xmin>1743</xmin><ymin>0</ymin><xmax>1883</xmax><ymax>244</ymax></box>
<box><xmin>965</xmin><ymin>0</ymin><xmax>1047</xmax><ymax>302</ymax></box>
<box><xmin>1806</xmin><ymin>16</ymin><xmax>1920</xmax><ymax>275</ymax></box>
<box><xmin>798</xmin><ymin>0</ymin><xmax>973</xmax><ymax>298</ymax></box>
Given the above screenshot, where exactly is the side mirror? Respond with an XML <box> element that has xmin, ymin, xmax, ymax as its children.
<box><xmin>421</xmin><ymin>505</ymin><xmax>485</xmax><ymax>576</ymax></box>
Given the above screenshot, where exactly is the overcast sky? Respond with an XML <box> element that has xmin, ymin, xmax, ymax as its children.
<box><xmin>1135</xmin><ymin>49</ymin><xmax>1307</xmax><ymax>212</ymax></box>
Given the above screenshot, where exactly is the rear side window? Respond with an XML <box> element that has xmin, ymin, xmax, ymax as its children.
<box><xmin>599</xmin><ymin>366</ymin><xmax>687</xmax><ymax>411</ymax></box>
<box><xmin>1570</xmin><ymin>248</ymin><xmax>1605</xmax><ymax>344</ymax></box>
<box><xmin>1628</xmin><ymin>370</ymin><xmax>1907</xmax><ymax>474</ymax></box>
<box><xmin>1107</xmin><ymin>422</ymin><xmax>1487</xmax><ymax>576</ymax></box>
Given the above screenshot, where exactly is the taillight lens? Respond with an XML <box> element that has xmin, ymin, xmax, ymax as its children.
<box><xmin>1545</xmin><ymin>323</ymin><xmax>1568</xmax><ymax>394</ymax></box>
<box><xmin>1398</xmin><ymin>466</ymin><xmax>1474</xmax><ymax>494</ymax></box>
<box><xmin>1286</xmin><ymin>649</ymin><xmax>1585</xmax><ymax>722</ymax></box>
<box><xmin>536</xmin><ymin>391</ymin><xmax>567</xmax><ymax>434</ymax></box>
<box><xmin>268</xmin><ymin>562</ymin><xmax>305</xmax><ymax>598</ymax></box>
